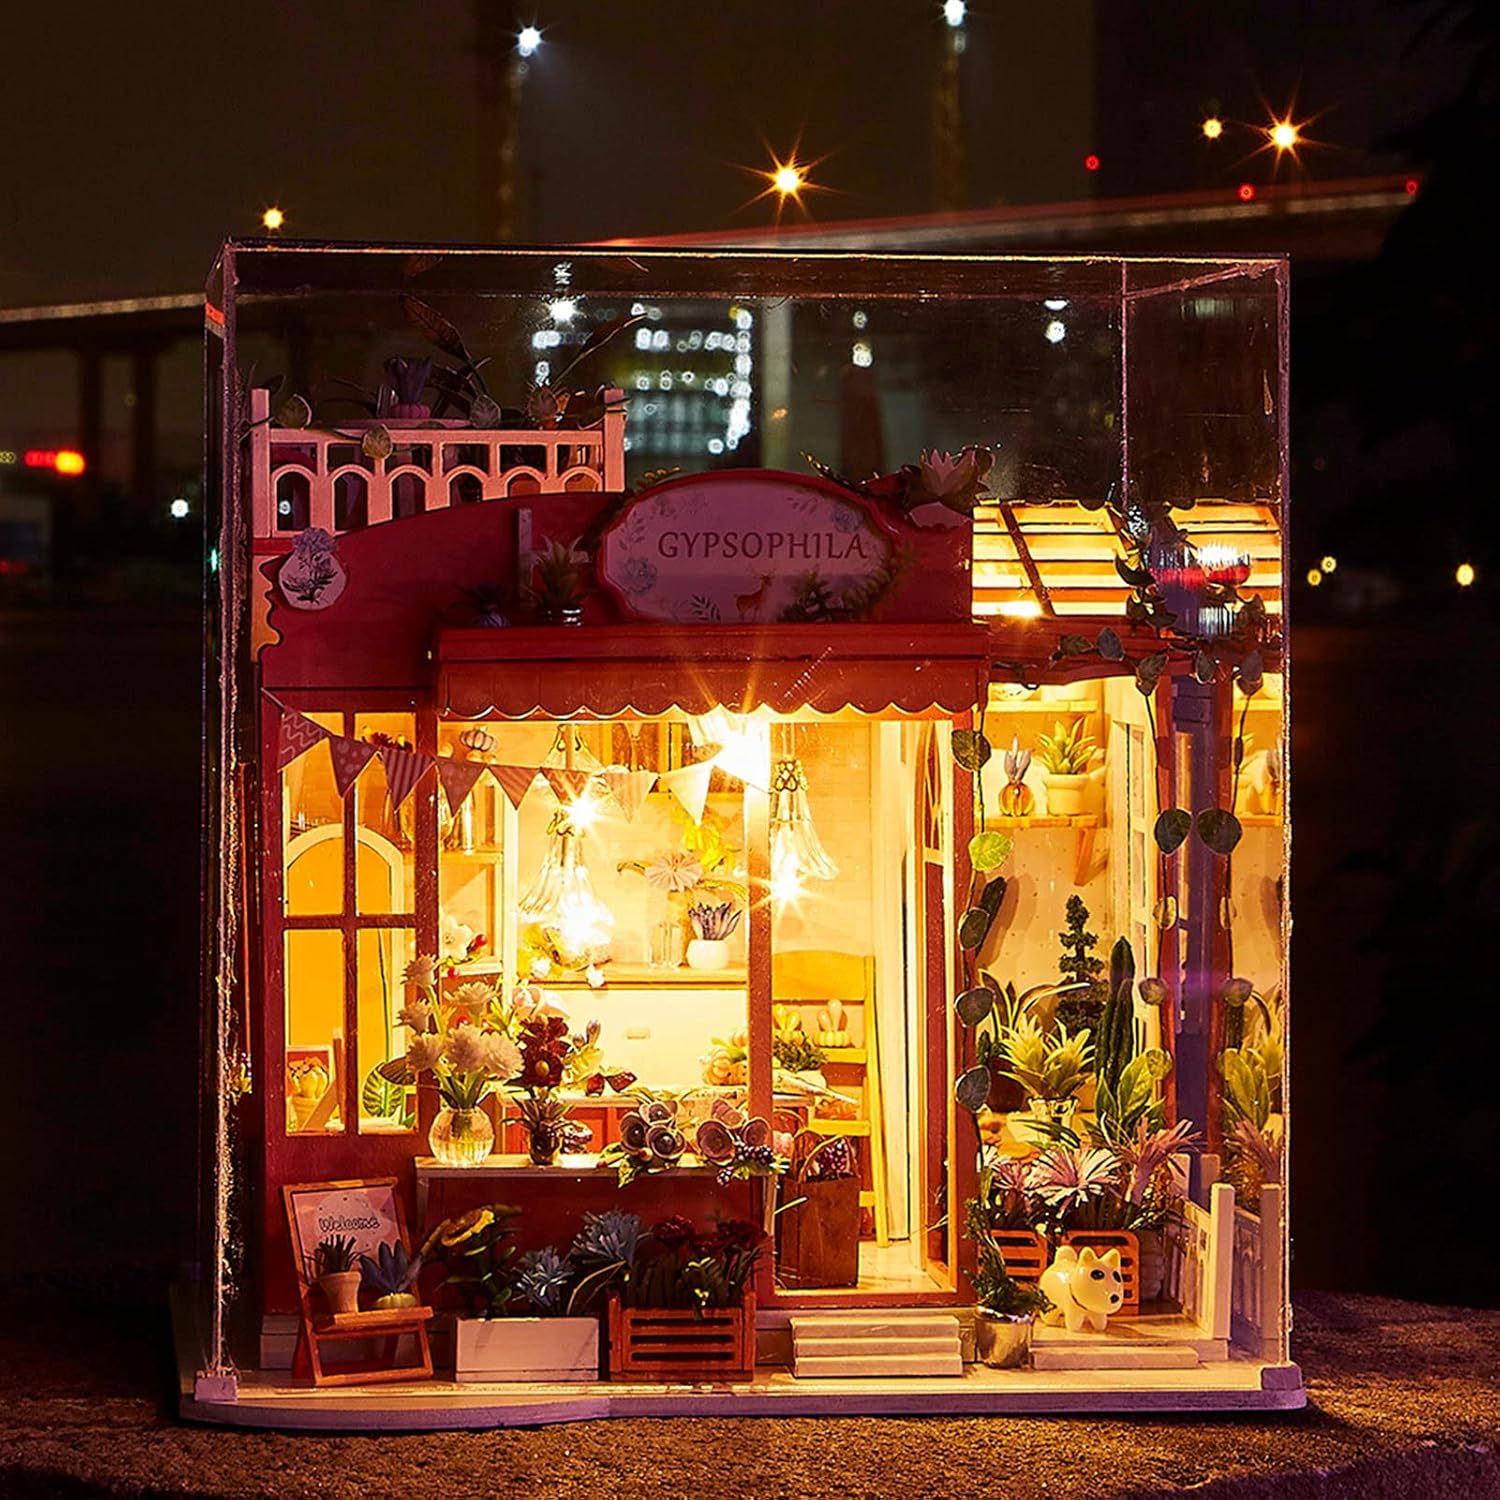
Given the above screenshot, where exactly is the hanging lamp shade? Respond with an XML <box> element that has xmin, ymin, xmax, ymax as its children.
<box><xmin>769</xmin><ymin>756</ymin><xmax>839</xmax><ymax>900</ymax></box>
<box><xmin>518</xmin><ymin>813</ymin><xmax>615</xmax><ymax>965</ymax></box>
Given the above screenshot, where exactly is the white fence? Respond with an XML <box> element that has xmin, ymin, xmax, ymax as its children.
<box><xmin>1230</xmin><ymin>1182</ymin><xmax>1285</xmax><ymax>1362</ymax></box>
<box><xmin>248</xmin><ymin>388</ymin><xmax>627</xmax><ymax>540</ymax></box>
<box><xmin>1163</xmin><ymin>1180</ymin><xmax>1234</xmax><ymax>1343</ymax></box>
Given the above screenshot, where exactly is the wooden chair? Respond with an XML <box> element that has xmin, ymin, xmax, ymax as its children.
<box><xmin>284</xmin><ymin>1177</ymin><xmax>434</xmax><ymax>1388</ymax></box>
<box><xmin>771</xmin><ymin>950</ymin><xmax>890</xmax><ymax>1247</ymax></box>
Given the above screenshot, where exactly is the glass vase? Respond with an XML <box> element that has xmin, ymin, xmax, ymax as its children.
<box><xmin>429</xmin><ymin>1105</ymin><xmax>494</xmax><ymax>1166</ymax></box>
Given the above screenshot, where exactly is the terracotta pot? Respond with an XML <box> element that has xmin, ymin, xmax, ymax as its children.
<box><xmin>318</xmin><ymin>1270</ymin><xmax>361</xmax><ymax>1316</ymax></box>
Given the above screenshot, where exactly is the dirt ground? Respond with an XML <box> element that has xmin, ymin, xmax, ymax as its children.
<box><xmin>0</xmin><ymin>1291</ymin><xmax>1496</xmax><ymax>1498</ymax></box>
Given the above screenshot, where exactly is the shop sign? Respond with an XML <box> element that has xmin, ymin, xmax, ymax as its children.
<box><xmin>598</xmin><ymin>472</ymin><xmax>892</xmax><ymax>624</ymax></box>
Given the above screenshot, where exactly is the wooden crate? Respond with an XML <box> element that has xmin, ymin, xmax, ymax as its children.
<box><xmin>1062</xmin><ymin>1228</ymin><xmax>1140</xmax><ymax>1313</ymax></box>
<box><xmin>992</xmin><ymin>1228</ymin><xmax>1050</xmax><ymax>1285</ymax></box>
<box><xmin>607</xmin><ymin>1293</ymin><xmax>756</xmax><ymax>1383</ymax></box>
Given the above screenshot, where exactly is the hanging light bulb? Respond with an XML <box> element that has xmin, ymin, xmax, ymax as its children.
<box><xmin>769</xmin><ymin>756</ymin><xmax>838</xmax><ymax>905</ymax></box>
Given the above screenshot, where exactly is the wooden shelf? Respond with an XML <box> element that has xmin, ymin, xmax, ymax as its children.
<box><xmin>549</xmin><ymin>964</ymin><xmax>748</xmax><ymax>988</ymax></box>
<box><xmin>806</xmin><ymin>1119</ymin><xmax>871</xmax><ymax>1137</ymax></box>
<box><xmin>990</xmin><ymin>815</ymin><xmax>1100</xmax><ymax>829</ymax></box>
<box><xmin>821</xmin><ymin>1047</ymin><xmax>868</xmax><ymax>1065</ymax></box>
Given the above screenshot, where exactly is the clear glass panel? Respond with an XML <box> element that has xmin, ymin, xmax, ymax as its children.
<box><xmin>356</xmin><ymin>927</ymin><xmax>416</xmax><ymax>1134</ymax></box>
<box><xmin>282</xmin><ymin>710</ymin><xmax>343</xmax><ymax>917</ymax></box>
<box><xmin>353</xmin><ymin>712</ymin><xmax>416</xmax><ymax>916</ymax></box>
<box><xmin>284</xmin><ymin>927</ymin><xmax>344</xmax><ymax>1135</ymax></box>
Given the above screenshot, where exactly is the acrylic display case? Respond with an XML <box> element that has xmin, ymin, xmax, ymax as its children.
<box><xmin>190</xmin><ymin>243</ymin><xmax>1295</xmax><ymax>1424</ymax></box>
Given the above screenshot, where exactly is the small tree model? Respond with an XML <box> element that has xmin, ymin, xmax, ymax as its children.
<box><xmin>1055</xmin><ymin>895</ymin><xmax>1107</xmax><ymax>1035</ymax></box>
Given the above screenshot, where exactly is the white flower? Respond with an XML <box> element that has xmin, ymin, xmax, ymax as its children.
<box><xmin>440</xmin><ymin>913</ymin><xmax>475</xmax><ymax>961</ymax></box>
<box><xmin>529</xmin><ymin>954</ymin><xmax>553</xmax><ymax>979</ymax></box>
<box><xmin>481</xmin><ymin>1032</ymin><xmax>523</xmax><ymax>1081</ymax></box>
<box><xmin>403</xmin><ymin>955</ymin><xmax>437</xmax><ymax>988</ymax></box>
<box><xmin>444</xmin><ymin>1023</ymin><xmax>489</xmax><ymax>1074</ymax></box>
<box><xmin>918</xmin><ymin>448</ymin><xmax>976</xmax><ymax>498</ymax></box>
<box><xmin>397</xmin><ymin>999</ymin><xmax>432</xmax><ymax>1031</ymax></box>
<box><xmin>451</xmin><ymin>981</ymin><xmax>497</xmax><ymax>1017</ymax></box>
<box><xmin>406</xmin><ymin>1034</ymin><xmax>443</xmax><ymax>1073</ymax></box>
<box><xmin>586</xmin><ymin>965</ymin><xmax>606</xmax><ymax>989</ymax></box>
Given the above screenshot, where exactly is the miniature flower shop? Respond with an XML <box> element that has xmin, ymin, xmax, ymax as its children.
<box><xmin>185</xmin><ymin>242</ymin><xmax>1299</xmax><ymax>1426</ymax></box>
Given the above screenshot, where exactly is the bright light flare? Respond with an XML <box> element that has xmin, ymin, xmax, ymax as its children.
<box><xmin>170</xmin><ymin>498</ymin><xmax>191</xmax><ymax>519</ymax></box>
<box><xmin>995</xmin><ymin>598</ymin><xmax>1044</xmax><ymax>619</ymax></box>
<box><xmin>517</xmin><ymin>25</ymin><xmax>542</xmax><ymax>56</ymax></box>
<box><xmin>772</xmin><ymin>163</ymin><xmax>805</xmax><ymax>197</ymax></box>
<box><xmin>1456</xmin><ymin>561</ymin><xmax>1476</xmax><ymax>588</ymax></box>
<box><xmin>565</xmin><ymin>789</ymin><xmax>604</xmax><ymax>832</ymax></box>
<box><xmin>1268</xmin><ymin>119</ymin><xmax>1300</xmax><ymax>152</ymax></box>
<box><xmin>1044</xmin><ymin>319</ymin><xmax>1066</xmax><ymax>344</ymax></box>
<box><xmin>943</xmin><ymin>0</ymin><xmax>967</xmax><ymax>25</ymax></box>
<box><xmin>1319</xmin><ymin>554</ymin><xmax>1338</xmax><ymax>573</ymax></box>
<box><xmin>261</xmin><ymin>206</ymin><xmax>285</xmax><ymax>231</ymax></box>
<box><xmin>1306</xmin><ymin>568</ymin><xmax>1323</xmax><ymax>587</ymax></box>
<box><xmin>548</xmin><ymin>297</ymin><xmax>577</xmax><ymax>323</ymax></box>
<box><xmin>1202</xmin><ymin>116</ymin><xmax>1224</xmax><ymax>140</ymax></box>
<box><xmin>735</xmin><ymin>138</ymin><xmax>834</xmax><ymax>225</ymax></box>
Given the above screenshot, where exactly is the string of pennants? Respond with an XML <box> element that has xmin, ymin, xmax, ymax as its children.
<box><xmin>271</xmin><ymin>701</ymin><xmax>717</xmax><ymax>824</ymax></box>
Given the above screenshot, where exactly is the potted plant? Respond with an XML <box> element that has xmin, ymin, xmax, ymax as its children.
<box><xmin>359</xmin><ymin>1240</ymin><xmax>422</xmax><ymax>1310</ymax></box>
<box><xmin>525</xmin><ymin>535</ymin><xmax>589</xmax><ymax>625</ymax></box>
<box><xmin>384</xmin><ymin>960</ymin><xmax>523</xmax><ymax>1166</ymax></box>
<box><xmin>685</xmin><ymin>900</ymin><xmax>742</xmax><ymax>970</ymax></box>
<box><xmin>977</xmin><ymin>1154</ymin><xmax>1052</xmax><ymax>1285</ymax></box>
<box><xmin>1053</xmin><ymin>895</ymin><xmax>1108</xmax><ymax>1037</ymax></box>
<box><xmin>993</xmin><ymin>1006</ymin><xmax>1094</xmax><ymax>1140</ymax></box>
<box><xmin>601</xmin><ymin>1095</ymin><xmax>690</xmax><ymax>1185</ymax></box>
<box><xmin>964</xmin><ymin>1195</ymin><xmax>1049</xmax><ymax>1367</ymax></box>
<box><xmin>312</xmin><ymin>1234</ymin><xmax>362</xmax><ymax>1316</ymax></box>
<box><xmin>607</xmin><ymin>1215</ymin><xmax>764</xmax><ymax>1382</ymax></box>
<box><xmin>1034</xmin><ymin>717</ymin><xmax>1097</xmax><ymax>817</ymax></box>
<box><xmin>997</xmin><ymin>736</ymin><xmax>1035</xmax><ymax>817</ymax></box>
<box><xmin>508</xmin><ymin>1015</ymin><xmax>587</xmax><ymax>1164</ymax></box>
<box><xmin>441</xmin><ymin>1209</ymin><xmax>639</xmax><ymax>1382</ymax></box>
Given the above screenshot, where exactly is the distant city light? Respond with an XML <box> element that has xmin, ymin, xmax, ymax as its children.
<box><xmin>773</xmin><ymin>163</ymin><xmax>805</xmax><ymax>196</ymax></box>
<box><xmin>1237</xmin><ymin>182</ymin><xmax>1256</xmax><ymax>202</ymax></box>
<box><xmin>1084</xmin><ymin>153</ymin><xmax>1101</xmax><ymax>172</ymax></box>
<box><xmin>1044</xmin><ymin>320</ymin><xmax>1066</xmax><ymax>344</ymax></box>
<box><xmin>851</xmin><ymin>341</ymin><xmax>873</xmax><ymax>368</ymax></box>
<box><xmin>1043</xmin><ymin>299</ymin><xmax>1069</xmax><ymax>311</ymax></box>
<box><xmin>25</xmin><ymin>448</ymin><xmax>86</xmax><ymax>475</ymax></box>
<box><xmin>170</xmin><ymin>498</ymin><xmax>191</xmax><ymax>519</ymax></box>
<box><xmin>261</xmin><ymin>206</ymin><xmax>285</xmax><ymax>232</ymax></box>
<box><xmin>548</xmin><ymin>297</ymin><xmax>577</xmax><ymax>323</ymax></box>
<box><xmin>1320</xmin><ymin>554</ymin><xmax>1338</xmax><ymax>573</ymax></box>
<box><xmin>1268</xmin><ymin>119</ymin><xmax>1300</xmax><ymax>152</ymax></box>
<box><xmin>942</xmin><ymin>0</ymin><xmax>967</xmax><ymax>25</ymax></box>
<box><xmin>1456</xmin><ymin>561</ymin><xmax>1476</xmax><ymax>588</ymax></box>
<box><xmin>1306</xmin><ymin>567</ymin><xmax>1323</xmax><ymax>587</ymax></box>
<box><xmin>517</xmin><ymin>25</ymin><xmax>542</xmax><ymax>56</ymax></box>
<box><xmin>1202</xmin><ymin>116</ymin><xmax>1224</xmax><ymax>140</ymax></box>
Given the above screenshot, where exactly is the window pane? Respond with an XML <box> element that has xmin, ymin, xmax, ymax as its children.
<box><xmin>285</xmin><ymin>928</ymin><xmax>344</xmax><ymax>1134</ymax></box>
<box><xmin>354</xmin><ymin>712</ymin><xmax>416</xmax><ymax>915</ymax></box>
<box><xmin>283</xmin><ymin>710</ymin><xmax>343</xmax><ymax>917</ymax></box>
<box><xmin>357</xmin><ymin>927</ymin><xmax>416</xmax><ymax>1134</ymax></box>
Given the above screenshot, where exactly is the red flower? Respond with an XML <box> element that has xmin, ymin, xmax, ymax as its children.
<box><xmin>519</xmin><ymin>1016</ymin><xmax>572</xmax><ymax>1090</ymax></box>
<box><xmin>651</xmin><ymin>1215</ymin><xmax>699</xmax><ymax>1251</ymax></box>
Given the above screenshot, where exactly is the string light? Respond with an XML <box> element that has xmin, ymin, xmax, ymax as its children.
<box><xmin>1202</xmin><ymin>116</ymin><xmax>1224</xmax><ymax>140</ymax></box>
<box><xmin>942</xmin><ymin>0</ymin><xmax>966</xmax><ymax>25</ymax></box>
<box><xmin>1084</xmin><ymin>153</ymin><xmax>1101</xmax><ymax>172</ymax></box>
<box><xmin>1268</xmin><ymin>118</ymin><xmax>1300</xmax><ymax>152</ymax></box>
<box><xmin>1320</xmin><ymin>554</ymin><xmax>1338</xmax><ymax>573</ymax></box>
<box><xmin>261</xmin><ymin>206</ymin><xmax>285</xmax><ymax>232</ymax></box>
<box><xmin>1306</xmin><ymin>568</ymin><xmax>1323</xmax><ymax>587</ymax></box>
<box><xmin>1456</xmin><ymin>562</ymin><xmax>1476</xmax><ymax>588</ymax></box>
<box><xmin>1237</xmin><ymin>183</ymin><xmax>1256</xmax><ymax>202</ymax></box>
<box><xmin>772</xmin><ymin>163</ymin><xmax>805</xmax><ymax>197</ymax></box>
<box><xmin>735</xmin><ymin>139</ymin><xmax>832</xmax><ymax>225</ymax></box>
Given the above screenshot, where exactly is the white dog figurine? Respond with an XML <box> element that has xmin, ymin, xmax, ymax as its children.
<box><xmin>1040</xmin><ymin>1245</ymin><xmax>1125</xmax><ymax>1332</ymax></box>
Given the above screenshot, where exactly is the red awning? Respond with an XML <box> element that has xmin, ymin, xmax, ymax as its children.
<box><xmin>436</xmin><ymin>623</ymin><xmax>993</xmax><ymax>719</ymax></box>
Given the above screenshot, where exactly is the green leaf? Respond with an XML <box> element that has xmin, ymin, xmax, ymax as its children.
<box><xmin>955</xmin><ymin>1066</ymin><xmax>992</xmax><ymax>1113</ymax></box>
<box><xmin>958</xmin><ymin>907</ymin><xmax>992</xmax><ymax>951</ymax></box>
<box><xmin>978</xmin><ymin>876</ymin><xmax>1007</xmax><ymax>924</ymax></box>
<box><xmin>968</xmin><ymin>830</ymin><xmax>1012</xmax><ymax>872</ymax></box>
<box><xmin>361</xmin><ymin>424</ymin><xmax>394</xmax><ymax>461</ymax></box>
<box><xmin>951</xmin><ymin>730</ymin><xmax>992</xmax><ymax>772</ymax></box>
<box><xmin>1194</xmin><ymin>650</ymin><xmax>1217</xmax><ymax>684</ymax></box>
<box><xmin>1153</xmin><ymin>896</ymin><xmax>1178</xmax><ymax>929</ymax></box>
<box><xmin>1153</xmin><ymin>808</ymin><xmax>1192</xmax><ymax>854</ymax></box>
<box><xmin>1113</xmin><ymin>557</ymin><xmax>1153</xmax><ymax>588</ymax></box>
<box><xmin>956</xmin><ymin>986</ymin><xmax>996</xmax><ymax>1026</ymax></box>
<box><xmin>1195</xmin><ymin>807</ymin><xmax>1244</xmax><ymax>855</ymax></box>
<box><xmin>1096</xmin><ymin>627</ymin><xmax>1125</xmax><ymax>661</ymax></box>
<box><xmin>1238</xmin><ymin>650</ymin><xmax>1264</xmax><ymax>695</ymax></box>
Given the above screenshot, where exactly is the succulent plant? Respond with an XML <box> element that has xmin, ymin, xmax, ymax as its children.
<box><xmin>1035</xmin><ymin>718</ymin><xmax>1096</xmax><ymax>775</ymax></box>
<box><xmin>358</xmin><ymin>1240</ymin><xmax>422</xmax><ymax>1305</ymax></box>
<box><xmin>314</xmin><ymin>1233</ymin><xmax>358</xmax><ymax>1276</ymax></box>
<box><xmin>526</xmin><ymin>536</ymin><xmax>588</xmax><ymax>612</ymax></box>
<box><xmin>688</xmin><ymin>901</ymin><xmax>742</xmax><ymax>941</ymax></box>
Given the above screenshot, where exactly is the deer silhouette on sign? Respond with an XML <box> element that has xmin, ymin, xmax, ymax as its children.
<box><xmin>735</xmin><ymin>574</ymin><xmax>775</xmax><ymax>621</ymax></box>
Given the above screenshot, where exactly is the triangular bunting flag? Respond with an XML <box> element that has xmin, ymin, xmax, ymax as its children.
<box><xmin>544</xmin><ymin>768</ymin><xmax>593</xmax><ymax>805</ymax></box>
<box><xmin>437</xmin><ymin>758</ymin><xmax>488</xmax><ymax>815</ymax></box>
<box><xmin>489</xmin><ymin>764</ymin><xmax>540</xmax><ymax>810</ymax></box>
<box><xmin>277</xmin><ymin>710</ymin><xmax>328</xmax><ymax>770</ymax></box>
<box><xmin>600</xmin><ymin>765</ymin><xmax>657</xmax><ymax>823</ymax></box>
<box><xmin>328</xmin><ymin>736</ymin><xmax>377</xmax><ymax>798</ymax></box>
<box><xmin>379</xmin><ymin>744</ymin><xmax>435</xmax><ymax>812</ymax></box>
<box><xmin>657</xmin><ymin>760</ymin><xmax>714</xmax><ymax>825</ymax></box>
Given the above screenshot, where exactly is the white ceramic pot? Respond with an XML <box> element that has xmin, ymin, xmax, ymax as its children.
<box><xmin>686</xmin><ymin>938</ymin><xmax>730</xmax><ymax>971</ymax></box>
<box><xmin>454</xmin><ymin>1315</ymin><xmax>601</xmax><ymax>1383</ymax></box>
<box><xmin>1044</xmin><ymin>773</ymin><xmax>1087</xmax><ymax>816</ymax></box>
